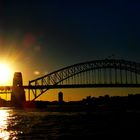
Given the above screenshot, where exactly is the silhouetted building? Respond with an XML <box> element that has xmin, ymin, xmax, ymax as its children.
<box><xmin>11</xmin><ymin>72</ymin><xmax>26</xmax><ymax>107</ymax></box>
<box><xmin>58</xmin><ymin>91</ymin><xmax>63</xmax><ymax>104</ymax></box>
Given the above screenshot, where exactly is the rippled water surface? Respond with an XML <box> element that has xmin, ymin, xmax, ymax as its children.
<box><xmin>0</xmin><ymin>107</ymin><xmax>140</xmax><ymax>139</ymax></box>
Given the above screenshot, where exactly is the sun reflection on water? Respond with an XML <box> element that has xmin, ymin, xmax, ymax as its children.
<box><xmin>0</xmin><ymin>109</ymin><xmax>10</xmax><ymax>140</ymax></box>
<box><xmin>0</xmin><ymin>108</ymin><xmax>21</xmax><ymax>140</ymax></box>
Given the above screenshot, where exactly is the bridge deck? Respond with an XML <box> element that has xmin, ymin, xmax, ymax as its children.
<box><xmin>0</xmin><ymin>84</ymin><xmax>139</xmax><ymax>91</ymax></box>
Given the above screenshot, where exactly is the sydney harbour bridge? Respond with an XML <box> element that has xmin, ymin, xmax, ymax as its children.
<box><xmin>0</xmin><ymin>59</ymin><xmax>140</xmax><ymax>104</ymax></box>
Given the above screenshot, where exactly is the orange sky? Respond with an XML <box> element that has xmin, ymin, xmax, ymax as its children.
<box><xmin>2</xmin><ymin>87</ymin><xmax>140</xmax><ymax>102</ymax></box>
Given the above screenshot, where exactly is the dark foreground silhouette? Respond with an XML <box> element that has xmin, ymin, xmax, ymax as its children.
<box><xmin>0</xmin><ymin>93</ymin><xmax>140</xmax><ymax>112</ymax></box>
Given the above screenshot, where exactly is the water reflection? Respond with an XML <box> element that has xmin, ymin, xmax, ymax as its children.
<box><xmin>0</xmin><ymin>109</ymin><xmax>10</xmax><ymax>140</ymax></box>
<box><xmin>0</xmin><ymin>108</ymin><xmax>21</xmax><ymax>140</ymax></box>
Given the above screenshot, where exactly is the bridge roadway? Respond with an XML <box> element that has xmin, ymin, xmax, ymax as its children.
<box><xmin>0</xmin><ymin>84</ymin><xmax>140</xmax><ymax>91</ymax></box>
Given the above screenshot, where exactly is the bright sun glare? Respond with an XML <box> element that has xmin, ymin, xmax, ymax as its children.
<box><xmin>0</xmin><ymin>63</ymin><xmax>12</xmax><ymax>85</ymax></box>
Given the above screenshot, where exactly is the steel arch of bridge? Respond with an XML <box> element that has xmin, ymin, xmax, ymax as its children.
<box><xmin>29</xmin><ymin>59</ymin><xmax>140</xmax><ymax>101</ymax></box>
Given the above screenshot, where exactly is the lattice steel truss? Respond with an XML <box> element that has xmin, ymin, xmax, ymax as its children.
<box><xmin>29</xmin><ymin>59</ymin><xmax>140</xmax><ymax>100</ymax></box>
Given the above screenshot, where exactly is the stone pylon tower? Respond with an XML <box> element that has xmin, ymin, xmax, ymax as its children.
<box><xmin>11</xmin><ymin>72</ymin><xmax>26</xmax><ymax>107</ymax></box>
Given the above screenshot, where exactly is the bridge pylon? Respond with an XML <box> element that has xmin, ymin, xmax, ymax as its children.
<box><xmin>11</xmin><ymin>72</ymin><xmax>26</xmax><ymax>107</ymax></box>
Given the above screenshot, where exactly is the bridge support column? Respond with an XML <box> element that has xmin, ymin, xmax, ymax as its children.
<box><xmin>11</xmin><ymin>72</ymin><xmax>26</xmax><ymax>107</ymax></box>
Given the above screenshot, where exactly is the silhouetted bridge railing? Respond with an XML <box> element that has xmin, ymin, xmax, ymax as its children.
<box><xmin>0</xmin><ymin>59</ymin><xmax>140</xmax><ymax>101</ymax></box>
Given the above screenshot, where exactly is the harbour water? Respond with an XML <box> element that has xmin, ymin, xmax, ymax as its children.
<box><xmin>0</xmin><ymin>107</ymin><xmax>139</xmax><ymax>139</ymax></box>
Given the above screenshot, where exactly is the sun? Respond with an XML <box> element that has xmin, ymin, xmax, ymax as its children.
<box><xmin>0</xmin><ymin>63</ymin><xmax>12</xmax><ymax>85</ymax></box>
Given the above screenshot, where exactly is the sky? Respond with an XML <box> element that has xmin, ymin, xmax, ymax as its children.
<box><xmin>0</xmin><ymin>0</ymin><xmax>140</xmax><ymax>101</ymax></box>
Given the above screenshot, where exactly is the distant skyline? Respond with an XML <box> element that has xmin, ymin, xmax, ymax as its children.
<box><xmin>0</xmin><ymin>0</ymin><xmax>140</xmax><ymax>101</ymax></box>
